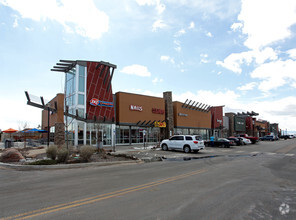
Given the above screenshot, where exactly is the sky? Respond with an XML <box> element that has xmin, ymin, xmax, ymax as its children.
<box><xmin>0</xmin><ymin>0</ymin><xmax>296</xmax><ymax>133</ymax></box>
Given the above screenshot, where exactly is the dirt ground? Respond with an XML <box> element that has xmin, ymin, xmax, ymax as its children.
<box><xmin>0</xmin><ymin>147</ymin><xmax>136</xmax><ymax>165</ymax></box>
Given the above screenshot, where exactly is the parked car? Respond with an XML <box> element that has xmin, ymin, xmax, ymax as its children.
<box><xmin>227</xmin><ymin>137</ymin><xmax>243</xmax><ymax>146</ymax></box>
<box><xmin>239</xmin><ymin>137</ymin><xmax>252</xmax><ymax>145</ymax></box>
<box><xmin>161</xmin><ymin>135</ymin><xmax>205</xmax><ymax>153</ymax></box>
<box><xmin>237</xmin><ymin>134</ymin><xmax>259</xmax><ymax>144</ymax></box>
<box><xmin>205</xmin><ymin>138</ymin><xmax>233</xmax><ymax>148</ymax></box>
<box><xmin>259</xmin><ymin>135</ymin><xmax>275</xmax><ymax>141</ymax></box>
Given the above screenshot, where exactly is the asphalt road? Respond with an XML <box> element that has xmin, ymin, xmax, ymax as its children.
<box><xmin>0</xmin><ymin>139</ymin><xmax>296</xmax><ymax>219</ymax></box>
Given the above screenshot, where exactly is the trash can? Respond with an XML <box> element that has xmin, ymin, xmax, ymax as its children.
<box><xmin>5</xmin><ymin>140</ymin><xmax>12</xmax><ymax>148</ymax></box>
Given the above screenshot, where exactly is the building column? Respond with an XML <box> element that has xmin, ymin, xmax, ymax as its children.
<box><xmin>54</xmin><ymin>122</ymin><xmax>65</xmax><ymax>146</ymax></box>
<box><xmin>111</xmin><ymin>124</ymin><xmax>116</xmax><ymax>147</ymax></box>
<box><xmin>74</xmin><ymin>120</ymin><xmax>78</xmax><ymax>146</ymax></box>
<box><xmin>83</xmin><ymin>122</ymin><xmax>87</xmax><ymax>145</ymax></box>
<box><xmin>163</xmin><ymin>91</ymin><xmax>174</xmax><ymax>139</ymax></box>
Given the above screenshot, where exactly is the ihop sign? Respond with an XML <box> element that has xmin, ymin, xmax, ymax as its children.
<box><xmin>90</xmin><ymin>98</ymin><xmax>114</xmax><ymax>107</ymax></box>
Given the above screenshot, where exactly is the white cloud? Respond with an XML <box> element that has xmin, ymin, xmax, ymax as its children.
<box><xmin>165</xmin><ymin>0</ymin><xmax>241</xmax><ymax>19</ymax></box>
<box><xmin>200</xmin><ymin>53</ymin><xmax>209</xmax><ymax>63</ymax></box>
<box><xmin>0</xmin><ymin>97</ymin><xmax>42</xmax><ymax>130</ymax></box>
<box><xmin>136</xmin><ymin>0</ymin><xmax>165</xmax><ymax>14</ymax></box>
<box><xmin>237</xmin><ymin>0</ymin><xmax>296</xmax><ymax>50</ymax></box>
<box><xmin>156</xmin><ymin>1</ymin><xmax>165</xmax><ymax>14</ymax></box>
<box><xmin>189</xmin><ymin>21</ymin><xmax>195</xmax><ymax>29</ymax></box>
<box><xmin>160</xmin><ymin>55</ymin><xmax>175</xmax><ymax>64</ymax></box>
<box><xmin>237</xmin><ymin>82</ymin><xmax>257</xmax><ymax>91</ymax></box>
<box><xmin>174</xmin><ymin>29</ymin><xmax>186</xmax><ymax>37</ymax></box>
<box><xmin>216</xmin><ymin>47</ymin><xmax>278</xmax><ymax>74</ymax></box>
<box><xmin>174</xmin><ymin>40</ymin><xmax>181</xmax><ymax>52</ymax></box>
<box><xmin>25</xmin><ymin>27</ymin><xmax>33</xmax><ymax>31</ymax></box>
<box><xmin>136</xmin><ymin>0</ymin><xmax>155</xmax><ymax>6</ymax></box>
<box><xmin>0</xmin><ymin>0</ymin><xmax>109</xmax><ymax>39</ymax></box>
<box><xmin>121</xmin><ymin>64</ymin><xmax>151</xmax><ymax>77</ymax></box>
<box><xmin>206</xmin><ymin>32</ymin><xmax>213</xmax><ymax>37</ymax></box>
<box><xmin>152</xmin><ymin>19</ymin><xmax>167</xmax><ymax>31</ymax></box>
<box><xmin>250</xmin><ymin>59</ymin><xmax>296</xmax><ymax>92</ymax></box>
<box><xmin>287</xmin><ymin>49</ymin><xmax>296</xmax><ymax>59</ymax></box>
<box><xmin>152</xmin><ymin>77</ymin><xmax>163</xmax><ymax>85</ymax></box>
<box><xmin>231</xmin><ymin>22</ymin><xmax>242</xmax><ymax>31</ymax></box>
<box><xmin>12</xmin><ymin>15</ymin><xmax>18</xmax><ymax>28</ymax></box>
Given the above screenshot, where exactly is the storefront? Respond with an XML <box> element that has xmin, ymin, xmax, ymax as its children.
<box><xmin>173</xmin><ymin>101</ymin><xmax>212</xmax><ymax>140</ymax></box>
<box><xmin>115</xmin><ymin>92</ymin><xmax>166</xmax><ymax>145</ymax></box>
<box><xmin>49</xmin><ymin>60</ymin><xmax>117</xmax><ymax>147</ymax></box>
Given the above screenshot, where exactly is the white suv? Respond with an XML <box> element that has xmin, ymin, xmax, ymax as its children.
<box><xmin>160</xmin><ymin>135</ymin><xmax>205</xmax><ymax>153</ymax></box>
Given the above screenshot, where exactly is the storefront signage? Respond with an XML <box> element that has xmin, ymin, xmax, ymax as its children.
<box><xmin>90</xmin><ymin>98</ymin><xmax>113</xmax><ymax>107</ymax></box>
<box><xmin>178</xmin><ymin>113</ymin><xmax>188</xmax><ymax>117</ymax></box>
<box><xmin>130</xmin><ymin>105</ymin><xmax>143</xmax><ymax>112</ymax></box>
<box><xmin>154</xmin><ymin>121</ymin><xmax>166</xmax><ymax>128</ymax></box>
<box><xmin>152</xmin><ymin>108</ymin><xmax>164</xmax><ymax>114</ymax></box>
<box><xmin>217</xmin><ymin>119</ymin><xmax>222</xmax><ymax>123</ymax></box>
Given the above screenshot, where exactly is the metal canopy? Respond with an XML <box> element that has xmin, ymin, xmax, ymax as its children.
<box><xmin>181</xmin><ymin>99</ymin><xmax>212</xmax><ymax>112</ymax></box>
<box><xmin>51</xmin><ymin>59</ymin><xmax>117</xmax><ymax>73</ymax></box>
<box><xmin>51</xmin><ymin>60</ymin><xmax>76</xmax><ymax>73</ymax></box>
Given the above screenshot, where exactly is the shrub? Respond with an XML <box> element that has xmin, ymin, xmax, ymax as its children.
<box><xmin>46</xmin><ymin>145</ymin><xmax>58</xmax><ymax>160</ymax></box>
<box><xmin>57</xmin><ymin>147</ymin><xmax>69</xmax><ymax>163</ymax></box>
<box><xmin>79</xmin><ymin>145</ymin><xmax>95</xmax><ymax>162</ymax></box>
<box><xmin>0</xmin><ymin>149</ymin><xmax>24</xmax><ymax>162</ymax></box>
<box><xmin>97</xmin><ymin>148</ymin><xmax>107</xmax><ymax>159</ymax></box>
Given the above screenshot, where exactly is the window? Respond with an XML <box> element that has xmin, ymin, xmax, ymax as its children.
<box><xmin>78</xmin><ymin>108</ymin><xmax>84</xmax><ymax>118</ymax></box>
<box><xmin>78</xmin><ymin>66</ymin><xmax>85</xmax><ymax>92</ymax></box>
<box><xmin>170</xmin><ymin>136</ymin><xmax>184</xmax><ymax>141</ymax></box>
<box><xmin>185</xmin><ymin>136</ymin><xmax>193</xmax><ymax>140</ymax></box>
<box><xmin>177</xmin><ymin>136</ymin><xmax>184</xmax><ymax>140</ymax></box>
<box><xmin>78</xmin><ymin>94</ymin><xmax>84</xmax><ymax>105</ymax></box>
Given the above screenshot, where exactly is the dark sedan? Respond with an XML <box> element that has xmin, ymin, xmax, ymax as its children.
<box><xmin>211</xmin><ymin>138</ymin><xmax>233</xmax><ymax>148</ymax></box>
<box><xmin>259</xmin><ymin>135</ymin><xmax>275</xmax><ymax>141</ymax></box>
<box><xmin>227</xmin><ymin>137</ymin><xmax>243</xmax><ymax>146</ymax></box>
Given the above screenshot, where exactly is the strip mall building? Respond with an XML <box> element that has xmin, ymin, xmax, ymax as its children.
<box><xmin>42</xmin><ymin>59</ymin><xmax>223</xmax><ymax>146</ymax></box>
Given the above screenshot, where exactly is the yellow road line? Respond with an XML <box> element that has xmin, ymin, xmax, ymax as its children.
<box><xmin>276</xmin><ymin>144</ymin><xmax>296</xmax><ymax>154</ymax></box>
<box><xmin>1</xmin><ymin>169</ymin><xmax>206</xmax><ymax>220</ymax></box>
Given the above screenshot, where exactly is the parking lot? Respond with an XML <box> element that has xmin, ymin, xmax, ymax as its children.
<box><xmin>113</xmin><ymin>139</ymin><xmax>296</xmax><ymax>162</ymax></box>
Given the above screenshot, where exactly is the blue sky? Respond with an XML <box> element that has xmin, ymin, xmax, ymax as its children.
<box><xmin>0</xmin><ymin>0</ymin><xmax>296</xmax><ymax>132</ymax></box>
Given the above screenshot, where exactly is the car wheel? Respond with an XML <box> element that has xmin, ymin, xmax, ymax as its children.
<box><xmin>221</xmin><ymin>144</ymin><xmax>225</xmax><ymax>148</ymax></box>
<box><xmin>162</xmin><ymin>144</ymin><xmax>168</xmax><ymax>151</ymax></box>
<box><xmin>184</xmin><ymin>146</ymin><xmax>191</xmax><ymax>153</ymax></box>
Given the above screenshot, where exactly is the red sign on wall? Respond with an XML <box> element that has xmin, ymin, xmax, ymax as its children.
<box><xmin>152</xmin><ymin>108</ymin><xmax>164</xmax><ymax>114</ymax></box>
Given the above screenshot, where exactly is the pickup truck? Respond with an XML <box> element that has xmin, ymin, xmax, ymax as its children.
<box><xmin>237</xmin><ymin>134</ymin><xmax>258</xmax><ymax>144</ymax></box>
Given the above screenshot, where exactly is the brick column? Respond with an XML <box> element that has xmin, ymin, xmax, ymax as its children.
<box><xmin>54</xmin><ymin>122</ymin><xmax>65</xmax><ymax>146</ymax></box>
<box><xmin>163</xmin><ymin>91</ymin><xmax>174</xmax><ymax>139</ymax></box>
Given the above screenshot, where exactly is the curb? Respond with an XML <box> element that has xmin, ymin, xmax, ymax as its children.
<box><xmin>0</xmin><ymin>160</ymin><xmax>143</xmax><ymax>171</ymax></box>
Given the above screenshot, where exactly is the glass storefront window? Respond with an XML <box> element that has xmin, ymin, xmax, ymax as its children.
<box><xmin>86</xmin><ymin>123</ymin><xmax>112</xmax><ymax>146</ymax></box>
<box><xmin>77</xmin><ymin>121</ymin><xmax>85</xmax><ymax>145</ymax></box>
<box><xmin>146</xmin><ymin>127</ymin><xmax>160</xmax><ymax>143</ymax></box>
<box><xmin>116</xmin><ymin>126</ymin><xmax>161</xmax><ymax>145</ymax></box>
<box><xmin>78</xmin><ymin>94</ymin><xmax>84</xmax><ymax>105</ymax></box>
<box><xmin>116</xmin><ymin>126</ymin><xmax>130</xmax><ymax>144</ymax></box>
<box><xmin>78</xmin><ymin>108</ymin><xmax>84</xmax><ymax>118</ymax></box>
<box><xmin>78</xmin><ymin>65</ymin><xmax>85</xmax><ymax>92</ymax></box>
